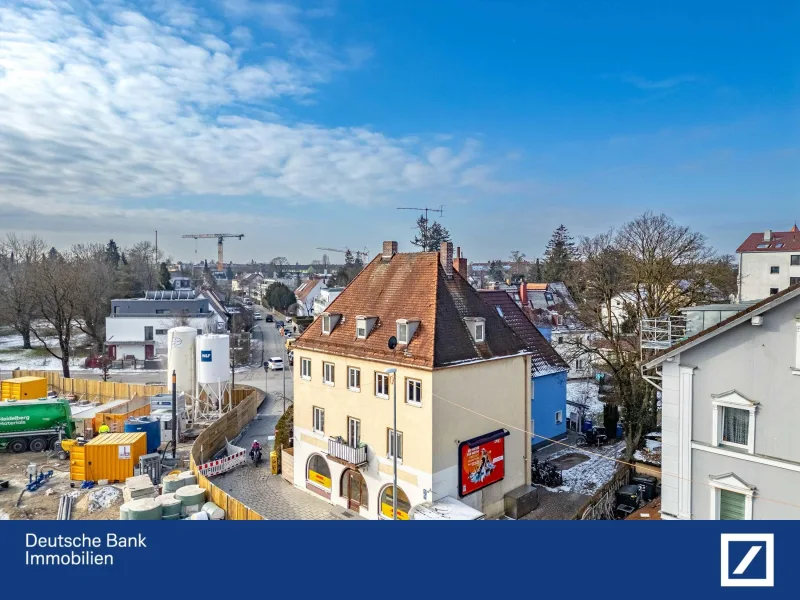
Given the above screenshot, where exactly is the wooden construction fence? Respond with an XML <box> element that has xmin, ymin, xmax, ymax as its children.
<box><xmin>190</xmin><ymin>387</ymin><xmax>265</xmax><ymax>520</ymax></box>
<box><xmin>11</xmin><ymin>370</ymin><xmax>167</xmax><ymax>403</ymax></box>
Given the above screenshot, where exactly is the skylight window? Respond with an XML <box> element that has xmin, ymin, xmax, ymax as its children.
<box><xmin>757</xmin><ymin>243</ymin><xmax>770</xmax><ymax>249</ymax></box>
<box><xmin>496</xmin><ymin>306</ymin><xmax>504</xmax><ymax>318</ymax></box>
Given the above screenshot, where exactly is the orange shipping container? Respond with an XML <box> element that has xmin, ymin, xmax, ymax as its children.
<box><xmin>94</xmin><ymin>404</ymin><xmax>151</xmax><ymax>433</ymax></box>
<box><xmin>71</xmin><ymin>432</ymin><xmax>148</xmax><ymax>483</ymax></box>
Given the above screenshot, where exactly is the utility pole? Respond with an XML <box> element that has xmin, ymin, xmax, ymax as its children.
<box><xmin>171</xmin><ymin>370</ymin><xmax>177</xmax><ymax>460</ymax></box>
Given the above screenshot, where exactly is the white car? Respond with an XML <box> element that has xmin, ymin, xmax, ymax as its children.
<box><xmin>267</xmin><ymin>357</ymin><xmax>283</xmax><ymax>371</ymax></box>
<box><xmin>254</xmin><ymin>312</ymin><xmax>262</xmax><ymax>320</ymax></box>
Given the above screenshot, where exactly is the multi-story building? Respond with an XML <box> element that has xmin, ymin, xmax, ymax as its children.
<box><xmin>292</xmin><ymin>242</ymin><xmax>533</xmax><ymax>519</ymax></box>
<box><xmin>737</xmin><ymin>225</ymin><xmax>800</xmax><ymax>301</ymax></box>
<box><xmin>642</xmin><ymin>283</ymin><xmax>800</xmax><ymax>519</ymax></box>
<box><xmin>105</xmin><ymin>291</ymin><xmax>225</xmax><ymax>360</ymax></box>
<box><xmin>294</xmin><ymin>278</ymin><xmax>326</xmax><ymax>316</ymax></box>
<box><xmin>312</xmin><ymin>286</ymin><xmax>344</xmax><ymax>318</ymax></box>
<box><xmin>479</xmin><ymin>290</ymin><xmax>569</xmax><ymax>449</ymax></box>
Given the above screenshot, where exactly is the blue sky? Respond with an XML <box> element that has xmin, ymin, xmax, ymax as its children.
<box><xmin>0</xmin><ymin>0</ymin><xmax>796</xmax><ymax>263</ymax></box>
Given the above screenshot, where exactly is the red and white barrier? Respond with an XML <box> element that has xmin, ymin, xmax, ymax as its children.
<box><xmin>197</xmin><ymin>441</ymin><xmax>247</xmax><ymax>477</ymax></box>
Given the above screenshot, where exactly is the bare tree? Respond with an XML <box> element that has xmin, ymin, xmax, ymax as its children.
<box><xmin>0</xmin><ymin>234</ymin><xmax>46</xmax><ymax>349</ymax></box>
<box><xmin>126</xmin><ymin>241</ymin><xmax>163</xmax><ymax>292</ymax></box>
<box><xmin>31</xmin><ymin>249</ymin><xmax>81</xmax><ymax>377</ymax></box>
<box><xmin>565</xmin><ymin>213</ymin><xmax>724</xmax><ymax>460</ymax></box>
<box><xmin>72</xmin><ymin>243</ymin><xmax>116</xmax><ymax>352</ymax></box>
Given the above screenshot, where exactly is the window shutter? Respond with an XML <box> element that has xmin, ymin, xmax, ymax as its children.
<box><xmin>719</xmin><ymin>490</ymin><xmax>746</xmax><ymax>520</ymax></box>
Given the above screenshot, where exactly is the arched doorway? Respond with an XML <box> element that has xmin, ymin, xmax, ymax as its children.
<box><xmin>379</xmin><ymin>485</ymin><xmax>411</xmax><ymax>520</ymax></box>
<box><xmin>340</xmin><ymin>469</ymin><xmax>369</xmax><ymax>511</ymax></box>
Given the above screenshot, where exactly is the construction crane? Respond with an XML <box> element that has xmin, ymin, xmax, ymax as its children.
<box><xmin>182</xmin><ymin>233</ymin><xmax>244</xmax><ymax>271</ymax></box>
<box><xmin>317</xmin><ymin>247</ymin><xmax>370</xmax><ymax>263</ymax></box>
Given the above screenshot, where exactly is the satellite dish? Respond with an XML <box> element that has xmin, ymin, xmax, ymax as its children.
<box><xmin>388</xmin><ymin>336</ymin><xmax>397</xmax><ymax>350</ymax></box>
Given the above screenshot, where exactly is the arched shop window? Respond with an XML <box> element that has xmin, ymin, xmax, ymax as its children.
<box><xmin>379</xmin><ymin>485</ymin><xmax>411</xmax><ymax>520</ymax></box>
<box><xmin>306</xmin><ymin>454</ymin><xmax>332</xmax><ymax>491</ymax></box>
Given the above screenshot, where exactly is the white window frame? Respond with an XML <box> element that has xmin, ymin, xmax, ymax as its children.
<box><xmin>312</xmin><ymin>406</ymin><xmax>325</xmax><ymax>434</ymax></box>
<box><xmin>475</xmin><ymin>322</ymin><xmax>485</xmax><ymax>343</ymax></box>
<box><xmin>322</xmin><ymin>315</ymin><xmax>331</xmax><ymax>335</ymax></box>
<box><xmin>300</xmin><ymin>358</ymin><xmax>311</xmax><ymax>380</ymax></box>
<box><xmin>405</xmin><ymin>378</ymin><xmax>422</xmax><ymax>406</ymax></box>
<box><xmin>555</xmin><ymin>410</ymin><xmax>563</xmax><ymax>425</ymax></box>
<box><xmin>712</xmin><ymin>392</ymin><xmax>757</xmax><ymax>454</ymax></box>
<box><xmin>375</xmin><ymin>372</ymin><xmax>389</xmax><ymax>399</ymax></box>
<box><xmin>348</xmin><ymin>417</ymin><xmax>361</xmax><ymax>446</ymax></box>
<box><xmin>388</xmin><ymin>429</ymin><xmax>403</xmax><ymax>462</ymax></box>
<box><xmin>356</xmin><ymin>317</ymin><xmax>367</xmax><ymax>339</ymax></box>
<box><xmin>709</xmin><ymin>475</ymin><xmax>754</xmax><ymax>520</ymax></box>
<box><xmin>348</xmin><ymin>367</ymin><xmax>361</xmax><ymax>392</ymax></box>
<box><xmin>323</xmin><ymin>362</ymin><xmax>335</xmax><ymax>386</ymax></box>
<box><xmin>397</xmin><ymin>322</ymin><xmax>409</xmax><ymax>344</ymax></box>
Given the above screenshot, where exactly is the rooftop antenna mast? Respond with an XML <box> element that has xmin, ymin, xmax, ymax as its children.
<box><xmin>396</xmin><ymin>205</ymin><xmax>445</xmax><ymax>251</ymax></box>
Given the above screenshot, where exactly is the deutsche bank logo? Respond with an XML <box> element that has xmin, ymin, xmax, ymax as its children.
<box><xmin>720</xmin><ymin>534</ymin><xmax>774</xmax><ymax>587</ymax></box>
<box><xmin>200</xmin><ymin>350</ymin><xmax>212</xmax><ymax>362</ymax></box>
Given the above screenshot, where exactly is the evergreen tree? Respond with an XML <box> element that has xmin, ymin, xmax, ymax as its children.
<box><xmin>120</xmin><ymin>252</ymin><xmax>128</xmax><ymax>266</ymax></box>
<box><xmin>344</xmin><ymin>249</ymin><xmax>354</xmax><ymax>265</ymax></box>
<box><xmin>542</xmin><ymin>224</ymin><xmax>576</xmax><ymax>282</ymax></box>
<box><xmin>603</xmin><ymin>404</ymin><xmax>620</xmax><ymax>439</ymax></box>
<box><xmin>105</xmin><ymin>239</ymin><xmax>121</xmax><ymax>267</ymax></box>
<box><xmin>158</xmin><ymin>262</ymin><xmax>173</xmax><ymax>290</ymax></box>
<box><xmin>411</xmin><ymin>215</ymin><xmax>451</xmax><ymax>252</ymax></box>
<box><xmin>225</xmin><ymin>263</ymin><xmax>234</xmax><ymax>280</ymax></box>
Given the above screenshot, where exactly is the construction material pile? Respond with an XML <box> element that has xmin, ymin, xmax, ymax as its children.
<box><xmin>118</xmin><ymin>470</ymin><xmax>224</xmax><ymax>520</ymax></box>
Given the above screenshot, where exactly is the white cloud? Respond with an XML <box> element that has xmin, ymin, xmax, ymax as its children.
<box><xmin>618</xmin><ymin>73</ymin><xmax>699</xmax><ymax>90</ymax></box>
<box><xmin>0</xmin><ymin>0</ymin><xmax>505</xmax><ymax>225</ymax></box>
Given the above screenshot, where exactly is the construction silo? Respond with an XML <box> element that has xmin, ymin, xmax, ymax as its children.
<box><xmin>195</xmin><ymin>334</ymin><xmax>231</xmax><ymax>418</ymax></box>
<box><xmin>167</xmin><ymin>327</ymin><xmax>197</xmax><ymax>394</ymax></box>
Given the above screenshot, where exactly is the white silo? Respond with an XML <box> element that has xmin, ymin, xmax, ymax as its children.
<box><xmin>196</xmin><ymin>334</ymin><xmax>231</xmax><ymax>418</ymax></box>
<box><xmin>167</xmin><ymin>327</ymin><xmax>197</xmax><ymax>394</ymax></box>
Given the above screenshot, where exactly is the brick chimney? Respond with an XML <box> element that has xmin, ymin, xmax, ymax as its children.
<box><xmin>439</xmin><ymin>241</ymin><xmax>453</xmax><ymax>278</ymax></box>
<box><xmin>382</xmin><ymin>241</ymin><xmax>398</xmax><ymax>261</ymax></box>
<box><xmin>454</xmin><ymin>246</ymin><xmax>468</xmax><ymax>276</ymax></box>
<box><xmin>519</xmin><ymin>282</ymin><xmax>528</xmax><ymax>307</ymax></box>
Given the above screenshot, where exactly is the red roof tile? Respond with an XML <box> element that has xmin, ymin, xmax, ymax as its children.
<box><xmin>294</xmin><ymin>251</ymin><xmax>529</xmax><ymax>368</ymax></box>
<box><xmin>736</xmin><ymin>230</ymin><xmax>800</xmax><ymax>252</ymax></box>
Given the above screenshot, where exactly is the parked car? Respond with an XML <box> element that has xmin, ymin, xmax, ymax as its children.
<box><xmin>254</xmin><ymin>312</ymin><xmax>262</xmax><ymax>320</ymax></box>
<box><xmin>243</xmin><ymin>298</ymin><xmax>254</xmax><ymax>306</ymax></box>
<box><xmin>267</xmin><ymin>357</ymin><xmax>284</xmax><ymax>371</ymax></box>
<box><xmin>275</xmin><ymin>320</ymin><xmax>284</xmax><ymax>329</ymax></box>
<box><xmin>265</xmin><ymin>314</ymin><xmax>274</xmax><ymax>322</ymax></box>
<box><xmin>283</xmin><ymin>328</ymin><xmax>292</xmax><ymax>338</ymax></box>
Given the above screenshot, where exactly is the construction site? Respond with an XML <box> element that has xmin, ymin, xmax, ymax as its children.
<box><xmin>0</xmin><ymin>322</ymin><xmax>266</xmax><ymax>521</ymax></box>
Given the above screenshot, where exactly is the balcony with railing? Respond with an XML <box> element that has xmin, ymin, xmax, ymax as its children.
<box><xmin>327</xmin><ymin>437</ymin><xmax>368</xmax><ymax>467</ymax></box>
<box><xmin>640</xmin><ymin>316</ymin><xmax>688</xmax><ymax>350</ymax></box>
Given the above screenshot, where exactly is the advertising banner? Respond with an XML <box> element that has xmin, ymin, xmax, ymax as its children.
<box><xmin>459</xmin><ymin>429</ymin><xmax>508</xmax><ymax>497</ymax></box>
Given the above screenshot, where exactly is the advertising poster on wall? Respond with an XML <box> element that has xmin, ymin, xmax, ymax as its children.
<box><xmin>459</xmin><ymin>429</ymin><xmax>509</xmax><ymax>497</ymax></box>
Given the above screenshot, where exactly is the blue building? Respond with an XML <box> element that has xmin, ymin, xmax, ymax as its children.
<box><xmin>479</xmin><ymin>291</ymin><xmax>570</xmax><ymax>449</ymax></box>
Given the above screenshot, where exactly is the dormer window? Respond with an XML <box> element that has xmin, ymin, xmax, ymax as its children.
<box><xmin>395</xmin><ymin>319</ymin><xmax>420</xmax><ymax>345</ymax></box>
<box><xmin>464</xmin><ymin>317</ymin><xmax>486</xmax><ymax>343</ymax></box>
<box><xmin>321</xmin><ymin>312</ymin><xmax>341</xmax><ymax>335</ymax></box>
<box><xmin>356</xmin><ymin>315</ymin><xmax>377</xmax><ymax>340</ymax></box>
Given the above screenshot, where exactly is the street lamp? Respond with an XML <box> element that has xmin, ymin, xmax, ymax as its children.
<box><xmin>385</xmin><ymin>367</ymin><xmax>398</xmax><ymax>520</ymax></box>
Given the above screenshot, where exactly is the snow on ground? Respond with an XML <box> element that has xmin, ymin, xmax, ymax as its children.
<box><xmin>635</xmin><ymin>432</ymin><xmax>662</xmax><ymax>465</ymax></box>
<box><xmin>547</xmin><ymin>440</ymin><xmax>625</xmax><ymax>495</ymax></box>
<box><xmin>0</xmin><ymin>332</ymin><xmax>95</xmax><ymax>371</ymax></box>
<box><xmin>566</xmin><ymin>380</ymin><xmax>604</xmax><ymax>416</ymax></box>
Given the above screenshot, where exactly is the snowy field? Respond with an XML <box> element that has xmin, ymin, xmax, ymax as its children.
<box><xmin>547</xmin><ymin>440</ymin><xmax>626</xmax><ymax>495</ymax></box>
<box><xmin>0</xmin><ymin>331</ymin><xmax>94</xmax><ymax>371</ymax></box>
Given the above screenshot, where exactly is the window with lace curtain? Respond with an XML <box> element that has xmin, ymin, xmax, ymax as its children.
<box><xmin>721</xmin><ymin>407</ymin><xmax>749</xmax><ymax>446</ymax></box>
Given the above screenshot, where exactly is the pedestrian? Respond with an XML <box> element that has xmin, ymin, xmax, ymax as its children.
<box><xmin>98</xmin><ymin>423</ymin><xmax>110</xmax><ymax>434</ymax></box>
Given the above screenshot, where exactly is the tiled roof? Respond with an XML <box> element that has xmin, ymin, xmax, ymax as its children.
<box><xmin>294</xmin><ymin>251</ymin><xmax>529</xmax><ymax>368</ymax></box>
<box><xmin>294</xmin><ymin>279</ymin><xmax>321</xmax><ymax>303</ymax></box>
<box><xmin>478</xmin><ymin>290</ymin><xmax>568</xmax><ymax>376</ymax></box>
<box><xmin>736</xmin><ymin>230</ymin><xmax>800</xmax><ymax>252</ymax></box>
<box><xmin>644</xmin><ymin>282</ymin><xmax>800</xmax><ymax>367</ymax></box>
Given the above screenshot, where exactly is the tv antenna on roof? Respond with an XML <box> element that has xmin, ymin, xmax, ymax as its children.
<box><xmin>396</xmin><ymin>205</ymin><xmax>444</xmax><ymax>221</ymax></box>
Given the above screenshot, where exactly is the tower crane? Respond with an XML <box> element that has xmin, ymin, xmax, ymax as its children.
<box><xmin>182</xmin><ymin>233</ymin><xmax>244</xmax><ymax>271</ymax></box>
<box><xmin>317</xmin><ymin>247</ymin><xmax>370</xmax><ymax>263</ymax></box>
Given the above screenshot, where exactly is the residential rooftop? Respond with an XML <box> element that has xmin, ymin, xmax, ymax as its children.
<box><xmin>736</xmin><ymin>225</ymin><xmax>800</xmax><ymax>253</ymax></box>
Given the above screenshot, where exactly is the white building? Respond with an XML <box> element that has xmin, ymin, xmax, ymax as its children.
<box><xmin>737</xmin><ymin>226</ymin><xmax>800</xmax><ymax>302</ymax></box>
<box><xmin>105</xmin><ymin>291</ymin><xmax>223</xmax><ymax>360</ymax></box>
<box><xmin>294</xmin><ymin>279</ymin><xmax>325</xmax><ymax>316</ymax></box>
<box><xmin>312</xmin><ymin>287</ymin><xmax>344</xmax><ymax>318</ymax></box>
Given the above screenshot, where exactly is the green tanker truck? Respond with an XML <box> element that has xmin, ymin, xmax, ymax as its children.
<box><xmin>0</xmin><ymin>398</ymin><xmax>74</xmax><ymax>453</ymax></box>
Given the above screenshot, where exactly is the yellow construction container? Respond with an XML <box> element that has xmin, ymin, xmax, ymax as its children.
<box><xmin>70</xmin><ymin>432</ymin><xmax>147</xmax><ymax>482</ymax></box>
<box><xmin>94</xmin><ymin>404</ymin><xmax>151</xmax><ymax>433</ymax></box>
<box><xmin>1</xmin><ymin>376</ymin><xmax>48</xmax><ymax>401</ymax></box>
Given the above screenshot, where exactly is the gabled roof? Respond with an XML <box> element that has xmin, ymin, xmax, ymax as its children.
<box><xmin>294</xmin><ymin>279</ymin><xmax>322</xmax><ymax>303</ymax></box>
<box><xmin>737</xmin><ymin>229</ymin><xmax>800</xmax><ymax>252</ymax></box>
<box><xmin>478</xmin><ymin>290</ymin><xmax>568</xmax><ymax>376</ymax></box>
<box><xmin>644</xmin><ymin>283</ymin><xmax>800</xmax><ymax>368</ymax></box>
<box><xmin>295</xmin><ymin>250</ymin><xmax>529</xmax><ymax>368</ymax></box>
